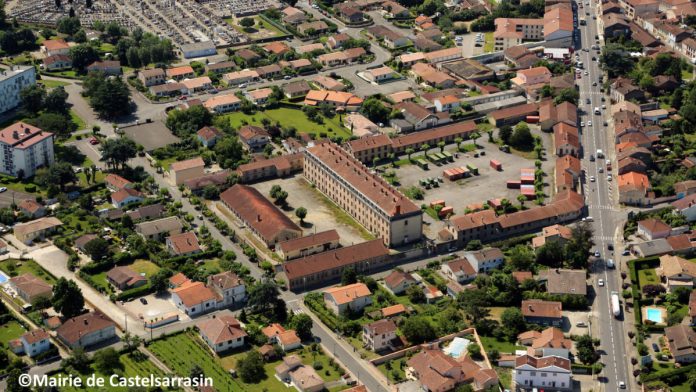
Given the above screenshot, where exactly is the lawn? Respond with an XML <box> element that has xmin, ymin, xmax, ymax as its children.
<box><xmin>484</xmin><ymin>32</ymin><xmax>494</xmax><ymax>53</ymax></box>
<box><xmin>225</xmin><ymin>16</ymin><xmax>285</xmax><ymax>39</ymax></box>
<box><xmin>0</xmin><ymin>259</ymin><xmax>56</xmax><ymax>284</ymax></box>
<box><xmin>638</xmin><ymin>268</ymin><xmax>659</xmax><ymax>289</ymax></box>
<box><xmin>480</xmin><ymin>336</ymin><xmax>524</xmax><ymax>354</ymax></box>
<box><xmin>682</xmin><ymin>65</ymin><xmax>693</xmax><ymax>81</ymax></box>
<box><xmin>0</xmin><ymin>320</ymin><xmax>27</xmax><ymax>347</ymax></box>
<box><xmin>496</xmin><ymin>366</ymin><xmax>512</xmax><ymax>390</ymax></box>
<box><xmin>377</xmin><ymin>359</ymin><xmax>407</xmax><ymax>383</ymax></box>
<box><xmin>220</xmin><ymin>107</ymin><xmax>351</xmax><ymax>140</ymax></box>
<box><xmin>151</xmin><ymin>331</ymin><xmax>346</xmax><ymax>391</ymax></box>
<box><xmin>86</xmin><ymin>271</ymin><xmax>114</xmax><ymax>295</ymax></box>
<box><xmin>53</xmin><ymin>352</ymin><xmax>170</xmax><ymax>392</ymax></box>
<box><xmin>38</xmin><ymin>79</ymin><xmax>70</xmax><ymax>89</ymax></box>
<box><xmin>70</xmin><ymin>109</ymin><xmax>87</xmax><ymax>131</ymax></box>
<box><xmin>306</xmin><ymin>183</ymin><xmax>376</xmax><ymax>241</ymax></box>
<box><xmin>487</xmin><ymin>307</ymin><xmax>508</xmax><ymax>322</ymax></box>
<box><xmin>130</xmin><ymin>259</ymin><xmax>160</xmax><ymax>278</ymax></box>
<box><xmin>42</xmin><ymin>70</ymin><xmax>79</xmax><ymax>78</ymax></box>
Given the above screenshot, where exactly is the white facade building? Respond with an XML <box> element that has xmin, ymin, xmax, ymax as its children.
<box><xmin>514</xmin><ymin>355</ymin><xmax>572</xmax><ymax>390</ymax></box>
<box><xmin>0</xmin><ymin>122</ymin><xmax>54</xmax><ymax>177</ymax></box>
<box><xmin>0</xmin><ymin>66</ymin><xmax>36</xmax><ymax>114</ymax></box>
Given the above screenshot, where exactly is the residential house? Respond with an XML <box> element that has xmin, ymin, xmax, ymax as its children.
<box><xmin>328</xmin><ymin>33</ymin><xmax>351</xmax><ymax>49</ymax></box>
<box><xmin>539</xmin><ymin>101</ymin><xmax>577</xmax><ymax>132</ymax></box>
<box><xmin>672</xmin><ymin>193</ymin><xmax>696</xmax><ymax>222</ymax></box>
<box><xmin>106</xmin><ymin>266</ymin><xmax>147</xmax><ymax>290</ymax></box>
<box><xmin>323</xmin><ymin>283</ymin><xmax>372</xmax><ymax>315</ymax></box>
<box><xmin>275</xmin><ymin>356</ymin><xmax>324</xmax><ymax>392</ymax></box>
<box><xmin>255</xmin><ymin>64</ymin><xmax>282</xmax><ymax>80</ymax></box>
<box><xmin>601</xmin><ymin>13</ymin><xmax>631</xmax><ymax>37</ymax></box>
<box><xmin>518</xmin><ymin>327</ymin><xmax>573</xmax><ymax>358</ymax></box>
<box><xmin>282</xmin><ymin>6</ymin><xmax>307</xmax><ymax>25</ymax></box>
<box><xmin>135</xmin><ymin>216</ymin><xmax>184</xmax><ymax>241</ymax></box>
<box><xmin>43</xmin><ymin>54</ymin><xmax>72</xmax><ymax>71</ymax></box>
<box><xmin>344</xmin><ymin>113</ymin><xmax>379</xmax><ymax>138</ymax></box>
<box><xmin>204</xmin><ymin>94</ymin><xmax>241</xmax><ymax>114</ymax></box>
<box><xmin>42</xmin><ymin>39</ymin><xmax>70</xmax><ymax>56</ymax></box>
<box><xmin>514</xmin><ymin>355</ymin><xmax>572</xmax><ymax>390</ymax></box>
<box><xmin>532</xmin><ymin>224</ymin><xmax>572</xmax><ymax>248</ymax></box>
<box><xmin>689</xmin><ymin>290</ymin><xmax>696</xmax><ymax>325</ymax></box>
<box><xmin>238</xmin><ymin>125</ymin><xmax>271</xmax><ymax>151</ymax></box>
<box><xmin>364</xmin><ymin>66</ymin><xmax>397</xmax><ymax>83</ymax></box>
<box><xmin>665</xmin><ymin>325</ymin><xmax>696</xmax><ymax>363</ymax></box>
<box><xmin>264</xmin><ymin>41</ymin><xmax>291</xmax><ymax>56</ymax></box>
<box><xmin>366</xmin><ymin>25</ymin><xmax>410</xmax><ymax>49</ymax></box>
<box><xmin>86</xmin><ymin>61</ymin><xmax>122</xmax><ymax>76</ymax></box>
<box><xmin>538</xmin><ymin>269</ymin><xmax>587</xmax><ymax>296</ymax></box>
<box><xmin>18</xmin><ymin>199</ymin><xmax>45</xmax><ymax>218</ymax></box>
<box><xmin>637</xmin><ymin>218</ymin><xmax>672</xmax><ymax>240</ymax></box>
<box><xmin>441</xmin><ymin>258</ymin><xmax>477</xmax><ymax>284</ymax></box>
<box><xmin>336</xmin><ymin>4</ymin><xmax>365</xmax><ymax>23</ymax></box>
<box><xmin>521</xmin><ymin>299</ymin><xmax>563</xmax><ymax>326</ymax></box>
<box><xmin>206</xmin><ymin>61</ymin><xmax>236</xmax><ymax>74</ymax></box>
<box><xmin>363</xmin><ymin>319</ymin><xmax>397</xmax><ymax>351</ymax></box>
<box><xmin>511</xmin><ymin>66</ymin><xmax>553</xmax><ymax>89</ymax></box>
<box><xmin>390</xmin><ymin>102</ymin><xmax>441</xmax><ymax>132</ymax></box>
<box><xmin>170</xmin><ymin>157</ymin><xmax>205</xmax><ymax>185</ymax></box>
<box><xmin>465</xmin><ymin>247</ymin><xmax>505</xmax><ymax>273</ymax></box>
<box><xmin>283</xmin><ymin>80</ymin><xmax>312</xmax><ymax>98</ymax></box>
<box><xmin>197</xmin><ymin>126</ymin><xmax>223</xmax><ymax>148</ymax></box>
<box><xmin>298</xmin><ymin>20</ymin><xmax>329</xmax><ymax>36</ymax></box>
<box><xmin>383</xmin><ymin>270</ymin><xmax>417</xmax><ymax>295</ymax></box>
<box><xmin>262</xmin><ymin>323</ymin><xmax>302</xmax><ymax>352</ymax></box>
<box><xmin>433</xmin><ymin>95</ymin><xmax>460</xmax><ymax>113</ymax></box>
<box><xmin>406</xmin><ymin>349</ymin><xmax>499</xmax><ymax>392</ymax></box>
<box><xmin>554</xmin><ymin>123</ymin><xmax>580</xmax><ymax>157</ymax></box>
<box><xmin>150</xmin><ymin>83</ymin><xmax>185</xmax><ymax>97</ymax></box>
<box><xmin>111</xmin><ymin>188</ymin><xmax>144</xmax><ymax>208</ymax></box>
<box><xmin>14</xmin><ymin>329</ymin><xmax>50</xmax><ymax>357</ymax></box>
<box><xmin>166</xmin><ymin>231</ymin><xmax>201</xmax><ymax>256</ymax></box>
<box><xmin>676</xmin><ymin>180</ymin><xmax>696</xmax><ymax>199</ymax></box>
<box><xmin>611</xmin><ymin>77</ymin><xmax>645</xmax><ymax>102</ymax></box>
<box><xmin>8</xmin><ymin>274</ymin><xmax>52</xmax><ymax>304</ymax></box>
<box><xmin>313</xmin><ymin>75</ymin><xmax>345</xmax><ymax>91</ymax></box>
<box><xmin>618</xmin><ymin>171</ymin><xmax>651</xmax><ymax>206</ymax></box>
<box><xmin>220</xmin><ymin>184</ymin><xmax>302</xmax><ymax>247</ymax></box>
<box><xmin>276</xmin><ymin>230</ymin><xmax>340</xmax><ymax>261</ymax></box>
<box><xmin>74</xmin><ymin>234</ymin><xmax>97</xmax><ymax>253</ymax></box>
<box><xmin>208</xmin><ymin>271</ymin><xmax>247</xmax><ymax>309</ymax></box>
<box><xmin>104</xmin><ymin>173</ymin><xmax>133</xmax><ymax>192</ymax></box>
<box><xmin>197</xmin><ymin>314</ymin><xmax>247</xmax><ymax>353</ymax></box>
<box><xmin>223</xmin><ymin>70</ymin><xmax>259</xmax><ymax>86</ymax></box>
<box><xmin>56</xmin><ymin>312</ymin><xmax>116</xmax><ymax>349</ymax></box>
<box><xmin>126</xmin><ymin>203</ymin><xmax>165</xmax><ymax>221</ymax></box>
<box><xmin>171</xmin><ymin>281</ymin><xmax>217</xmax><ymax>317</ymax></box>
<box><xmin>166</xmin><ymin>65</ymin><xmax>195</xmax><ymax>81</ymax></box>
<box><xmin>13</xmin><ymin>217</ymin><xmax>63</xmax><ymax>244</ymax></box>
<box><xmin>658</xmin><ymin>254</ymin><xmax>696</xmax><ymax>291</ymax></box>
<box><xmin>181</xmin><ymin>77</ymin><xmax>213</xmax><ymax>94</ymax></box>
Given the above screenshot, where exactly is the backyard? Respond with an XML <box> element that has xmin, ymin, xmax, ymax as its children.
<box><xmin>226</xmin><ymin>16</ymin><xmax>286</xmax><ymax>40</ymax></box>
<box><xmin>220</xmin><ymin>107</ymin><xmax>351</xmax><ymax>140</ymax></box>
<box><xmin>480</xmin><ymin>336</ymin><xmax>525</xmax><ymax>354</ymax></box>
<box><xmin>638</xmin><ymin>268</ymin><xmax>659</xmax><ymax>289</ymax></box>
<box><xmin>0</xmin><ymin>259</ymin><xmax>56</xmax><ymax>284</ymax></box>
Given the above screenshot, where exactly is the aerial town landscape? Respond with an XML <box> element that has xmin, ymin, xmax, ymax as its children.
<box><xmin>3</xmin><ymin>0</ymin><xmax>696</xmax><ymax>390</ymax></box>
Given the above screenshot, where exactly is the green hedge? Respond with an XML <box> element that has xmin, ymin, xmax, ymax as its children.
<box><xmin>159</xmin><ymin>249</ymin><xmax>220</xmax><ymax>268</ymax></box>
<box><xmin>304</xmin><ymin>292</ymin><xmax>339</xmax><ymax>331</ymax></box>
<box><xmin>571</xmin><ymin>363</ymin><xmax>603</xmax><ymax>374</ymax></box>
<box><xmin>490</xmin><ymin>233</ymin><xmax>537</xmax><ymax>250</ymax></box>
<box><xmin>116</xmin><ymin>283</ymin><xmax>154</xmax><ymax>301</ymax></box>
<box><xmin>640</xmin><ymin>363</ymin><xmax>696</xmax><ymax>383</ymax></box>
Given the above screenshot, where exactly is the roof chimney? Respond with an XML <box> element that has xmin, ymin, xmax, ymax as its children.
<box><xmin>12</xmin><ymin>131</ymin><xmax>19</xmax><ymax>139</ymax></box>
<box><xmin>257</xmin><ymin>214</ymin><xmax>262</xmax><ymax>222</ymax></box>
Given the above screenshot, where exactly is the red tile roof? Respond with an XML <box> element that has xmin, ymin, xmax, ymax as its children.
<box><xmin>167</xmin><ymin>231</ymin><xmax>201</xmax><ymax>255</ymax></box>
<box><xmin>0</xmin><ymin>122</ymin><xmax>53</xmax><ymax>149</ymax></box>
<box><xmin>56</xmin><ymin>312</ymin><xmax>115</xmax><ymax>346</ymax></box>
<box><xmin>277</xmin><ymin>230</ymin><xmax>340</xmax><ymax>254</ymax></box>
<box><xmin>522</xmin><ymin>299</ymin><xmax>562</xmax><ymax>319</ymax></box>
<box><xmin>197</xmin><ymin>314</ymin><xmax>246</xmax><ymax>345</ymax></box>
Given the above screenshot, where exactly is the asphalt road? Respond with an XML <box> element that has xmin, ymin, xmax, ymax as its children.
<box><xmin>577</xmin><ymin>3</ymin><xmax>632</xmax><ymax>390</ymax></box>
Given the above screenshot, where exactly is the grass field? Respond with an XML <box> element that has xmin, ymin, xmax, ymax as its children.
<box><xmin>484</xmin><ymin>32</ymin><xmax>494</xmax><ymax>53</ymax></box>
<box><xmin>377</xmin><ymin>359</ymin><xmax>407</xmax><ymax>383</ymax></box>
<box><xmin>220</xmin><ymin>107</ymin><xmax>351</xmax><ymax>139</ymax></box>
<box><xmin>130</xmin><ymin>259</ymin><xmax>160</xmax><ymax>278</ymax></box>
<box><xmin>638</xmin><ymin>268</ymin><xmax>659</xmax><ymax>289</ymax></box>
<box><xmin>0</xmin><ymin>320</ymin><xmax>27</xmax><ymax>347</ymax></box>
<box><xmin>480</xmin><ymin>336</ymin><xmax>524</xmax><ymax>354</ymax></box>
<box><xmin>0</xmin><ymin>259</ymin><xmax>56</xmax><ymax>284</ymax></box>
<box><xmin>225</xmin><ymin>16</ymin><xmax>285</xmax><ymax>39</ymax></box>
<box><xmin>38</xmin><ymin>79</ymin><xmax>70</xmax><ymax>88</ymax></box>
<box><xmin>54</xmin><ymin>352</ymin><xmax>170</xmax><ymax>392</ymax></box>
<box><xmin>70</xmin><ymin>109</ymin><xmax>87</xmax><ymax>131</ymax></box>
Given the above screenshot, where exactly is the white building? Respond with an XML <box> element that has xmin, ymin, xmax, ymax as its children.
<box><xmin>514</xmin><ymin>355</ymin><xmax>572</xmax><ymax>390</ymax></box>
<box><xmin>0</xmin><ymin>122</ymin><xmax>54</xmax><ymax>177</ymax></box>
<box><xmin>180</xmin><ymin>41</ymin><xmax>217</xmax><ymax>59</ymax></box>
<box><xmin>465</xmin><ymin>247</ymin><xmax>505</xmax><ymax>273</ymax></box>
<box><xmin>197</xmin><ymin>314</ymin><xmax>247</xmax><ymax>354</ymax></box>
<box><xmin>18</xmin><ymin>329</ymin><xmax>51</xmax><ymax>357</ymax></box>
<box><xmin>0</xmin><ymin>66</ymin><xmax>36</xmax><ymax>115</ymax></box>
<box><xmin>363</xmin><ymin>319</ymin><xmax>397</xmax><ymax>351</ymax></box>
<box><xmin>323</xmin><ymin>283</ymin><xmax>372</xmax><ymax>315</ymax></box>
<box><xmin>207</xmin><ymin>271</ymin><xmax>247</xmax><ymax>309</ymax></box>
<box><xmin>171</xmin><ymin>281</ymin><xmax>217</xmax><ymax>317</ymax></box>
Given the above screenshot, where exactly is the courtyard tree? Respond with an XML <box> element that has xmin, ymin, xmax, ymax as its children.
<box><xmin>53</xmin><ymin>277</ymin><xmax>84</xmax><ymax>318</ymax></box>
<box><xmin>35</xmin><ymin>162</ymin><xmax>78</xmax><ymax>192</ymax></box>
<box><xmin>295</xmin><ymin>207</ymin><xmax>308</xmax><ymax>223</ymax></box>
<box><xmin>100</xmin><ymin>137</ymin><xmax>137</xmax><ymax>170</ymax></box>
<box><xmin>576</xmin><ymin>334</ymin><xmax>598</xmax><ymax>364</ymax></box>
<box><xmin>84</xmin><ymin>237</ymin><xmax>110</xmax><ymax>261</ymax></box>
<box><xmin>510</xmin><ymin>122</ymin><xmax>533</xmax><ymax>150</ymax></box>
<box><xmin>437</xmin><ymin>141</ymin><xmax>446</xmax><ymax>153</ymax></box>
<box><xmin>454</xmin><ymin>137</ymin><xmax>463</xmax><ymax>151</ymax></box>
<box><xmin>94</xmin><ymin>348</ymin><xmax>123</xmax><ymax>374</ymax></box>
<box><xmin>420</xmin><ymin>143</ymin><xmax>430</xmax><ymax>157</ymax></box>
<box><xmin>291</xmin><ymin>313</ymin><xmax>313</xmax><ymax>341</ymax></box>
<box><xmin>498</xmin><ymin>125</ymin><xmax>513</xmax><ymax>144</ymax></box>
<box><xmin>239</xmin><ymin>17</ymin><xmax>255</xmax><ymax>30</ymax></box>
<box><xmin>405</xmin><ymin>147</ymin><xmax>415</xmax><ymax>161</ymax></box>
<box><xmin>470</xmin><ymin>131</ymin><xmax>481</xmax><ymax>147</ymax></box>
<box><xmin>238</xmin><ymin>350</ymin><xmax>265</xmax><ymax>383</ymax></box>
<box><xmin>402</xmin><ymin>316</ymin><xmax>436</xmax><ymax>344</ymax></box>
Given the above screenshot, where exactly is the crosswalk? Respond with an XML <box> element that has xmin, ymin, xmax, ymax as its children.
<box><xmin>588</xmin><ymin>204</ymin><xmax>617</xmax><ymax>211</ymax></box>
<box><xmin>592</xmin><ymin>235</ymin><xmax>614</xmax><ymax>241</ymax></box>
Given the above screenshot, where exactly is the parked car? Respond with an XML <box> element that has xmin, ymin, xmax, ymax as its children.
<box><xmin>89</xmin><ymin>137</ymin><xmax>99</xmax><ymax>145</ymax></box>
<box><xmin>139</xmin><ymin>298</ymin><xmax>148</xmax><ymax>305</ymax></box>
<box><xmin>0</xmin><ymin>187</ymin><xmax>6</xmax><ymax>193</ymax></box>
<box><xmin>576</xmin><ymin>322</ymin><xmax>588</xmax><ymax>327</ymax></box>
<box><xmin>598</xmin><ymin>279</ymin><xmax>604</xmax><ymax>286</ymax></box>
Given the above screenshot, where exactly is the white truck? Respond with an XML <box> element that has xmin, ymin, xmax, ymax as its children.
<box><xmin>596</xmin><ymin>149</ymin><xmax>604</xmax><ymax>158</ymax></box>
<box><xmin>611</xmin><ymin>291</ymin><xmax>621</xmax><ymax>317</ymax></box>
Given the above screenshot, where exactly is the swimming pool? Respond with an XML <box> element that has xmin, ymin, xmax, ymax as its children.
<box><xmin>646</xmin><ymin>307</ymin><xmax>663</xmax><ymax>323</ymax></box>
<box><xmin>0</xmin><ymin>270</ymin><xmax>8</xmax><ymax>284</ymax></box>
<box><xmin>444</xmin><ymin>337</ymin><xmax>471</xmax><ymax>358</ymax></box>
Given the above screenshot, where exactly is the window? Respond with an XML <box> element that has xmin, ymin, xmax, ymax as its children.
<box><xmin>541</xmin><ymin>372</ymin><xmax>547</xmax><ymax>377</ymax></box>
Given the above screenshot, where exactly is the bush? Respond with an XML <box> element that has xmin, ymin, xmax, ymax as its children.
<box><xmin>25</xmin><ymin>185</ymin><xmax>36</xmax><ymax>193</ymax></box>
<box><xmin>313</xmin><ymin>361</ymin><xmax>323</xmax><ymax>370</ymax></box>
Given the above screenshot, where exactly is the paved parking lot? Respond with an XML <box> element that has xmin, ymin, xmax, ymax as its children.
<box><xmin>393</xmin><ymin>136</ymin><xmax>554</xmax><ymax>237</ymax></box>
<box><xmin>121</xmin><ymin>292</ymin><xmax>185</xmax><ymax>322</ymax></box>
<box><xmin>0</xmin><ymin>189</ymin><xmax>34</xmax><ymax>208</ymax></box>
<box><xmin>121</xmin><ymin>121</ymin><xmax>181</xmax><ymax>151</ymax></box>
<box><xmin>250</xmin><ymin>175</ymin><xmax>372</xmax><ymax>246</ymax></box>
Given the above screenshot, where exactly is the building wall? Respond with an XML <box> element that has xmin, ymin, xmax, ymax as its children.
<box><xmin>0</xmin><ymin>67</ymin><xmax>36</xmax><ymax>114</ymax></box>
<box><xmin>63</xmin><ymin>326</ymin><xmax>117</xmax><ymax>349</ymax></box>
<box><xmin>172</xmin><ymin>293</ymin><xmax>216</xmax><ymax>317</ymax></box>
<box><xmin>515</xmin><ymin>368</ymin><xmax>571</xmax><ymax>390</ymax></box>
<box><xmin>21</xmin><ymin>337</ymin><xmax>50</xmax><ymax>357</ymax></box>
<box><xmin>214</xmin><ymin>285</ymin><xmax>247</xmax><ymax>309</ymax></box>
<box><xmin>0</xmin><ymin>133</ymin><xmax>54</xmax><ymax>178</ymax></box>
<box><xmin>363</xmin><ymin>328</ymin><xmax>396</xmax><ymax>351</ymax></box>
<box><xmin>172</xmin><ymin>166</ymin><xmax>205</xmax><ymax>185</ymax></box>
<box><xmin>203</xmin><ymin>334</ymin><xmax>245</xmax><ymax>353</ymax></box>
<box><xmin>279</xmin><ymin>239</ymin><xmax>340</xmax><ymax>261</ymax></box>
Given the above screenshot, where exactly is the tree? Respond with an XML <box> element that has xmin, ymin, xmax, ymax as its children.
<box><xmin>576</xmin><ymin>334</ymin><xmax>598</xmax><ymax>364</ymax></box>
<box><xmin>94</xmin><ymin>348</ymin><xmax>123</xmax><ymax>374</ymax></box>
<box><xmin>247</xmin><ymin>281</ymin><xmax>281</xmax><ymax>316</ymax></box>
<box><xmin>27</xmin><ymin>112</ymin><xmax>77</xmax><ymax>135</ymax></box>
<box><xmin>165</xmin><ymin>105</ymin><xmax>212</xmax><ymax>137</ymax></box>
<box><xmin>269</xmin><ymin>185</ymin><xmax>288</xmax><ymax>205</ymax></box>
<box><xmin>61</xmin><ymin>347</ymin><xmax>90</xmax><ymax>373</ymax></box>
<box><xmin>6</xmin><ymin>368</ymin><xmax>29</xmax><ymax>392</ymax></box>
<box><xmin>20</xmin><ymin>85</ymin><xmax>46</xmax><ymax>114</ymax></box>
<box><xmin>407</xmin><ymin>284</ymin><xmax>426</xmax><ymax>303</ymax></box>
<box><xmin>44</xmin><ymin>86</ymin><xmax>70</xmax><ymax>114</ymax></box>
<box><xmin>149</xmin><ymin>268</ymin><xmax>172</xmax><ymax>292</ymax></box>
<box><xmin>466</xmin><ymin>239</ymin><xmax>482</xmax><ymax>251</ymax></box>
<box><xmin>100</xmin><ymin>137</ymin><xmax>137</xmax><ymax>170</ymax></box>
<box><xmin>57</xmin><ymin>16</ymin><xmax>81</xmax><ymax>36</ymax></box>
<box><xmin>437</xmin><ymin>141</ymin><xmax>446</xmax><ymax>153</ymax></box>
<box><xmin>500</xmin><ymin>308</ymin><xmax>526</xmax><ymax>341</ymax></box>
<box><xmin>35</xmin><ymin>162</ymin><xmax>78</xmax><ymax>191</ymax></box>
<box><xmin>553</xmin><ymin>88</ymin><xmax>579</xmax><ymax>105</ymax></box>
<box><xmin>509</xmin><ymin>244</ymin><xmax>535</xmax><ymax>271</ymax></box>
<box><xmin>82</xmin><ymin>72</ymin><xmax>132</xmax><ymax>118</ymax></box>
<box><xmin>510</xmin><ymin>122</ymin><xmax>533</xmax><ymax>150</ymax></box>
<box><xmin>122</xmin><ymin>332</ymin><xmax>142</xmax><ymax>352</ymax></box>
<box><xmin>295</xmin><ymin>207</ymin><xmax>307</xmax><ymax>223</ymax></box>
<box><xmin>291</xmin><ymin>313</ymin><xmax>313</xmax><ymax>341</ymax></box>
<box><xmin>470</xmin><ymin>131</ymin><xmax>481</xmax><ymax>147</ymax></box>
<box><xmin>498</xmin><ymin>125</ymin><xmax>513</xmax><ymax>144</ymax></box>
<box><xmin>401</xmin><ymin>316</ymin><xmax>436</xmax><ymax>344</ymax></box>
<box><xmin>238</xmin><ymin>350</ymin><xmax>265</xmax><ymax>383</ymax></box>
<box><xmin>420</xmin><ymin>143</ymin><xmax>430</xmax><ymax>157</ymax></box>
<box><xmin>240</xmin><ymin>17</ymin><xmax>255</xmax><ymax>29</ymax></box>
<box><xmin>84</xmin><ymin>238</ymin><xmax>110</xmax><ymax>261</ymax></box>
<box><xmin>214</xmin><ymin>136</ymin><xmax>244</xmax><ymax>169</ymax></box>
<box><xmin>341</xmin><ymin>267</ymin><xmax>357</xmax><ymax>285</ymax></box>
<box><xmin>535</xmin><ymin>240</ymin><xmax>564</xmax><ymax>267</ymax></box>
<box><xmin>405</xmin><ymin>147</ymin><xmax>415</xmax><ymax>161</ymax></box>
<box><xmin>360</xmin><ymin>97</ymin><xmax>391</xmax><ymax>124</ymax></box>
<box><xmin>53</xmin><ymin>277</ymin><xmax>84</xmax><ymax>318</ymax></box>
<box><xmin>454</xmin><ymin>137</ymin><xmax>463</xmax><ymax>151</ymax></box>
<box><xmin>190</xmin><ymin>364</ymin><xmax>204</xmax><ymax>380</ymax></box>
<box><xmin>69</xmin><ymin>43</ymin><xmax>99</xmax><ymax>70</ymax></box>
<box><xmin>565</xmin><ymin>222</ymin><xmax>594</xmax><ymax>269</ymax></box>
<box><xmin>467</xmin><ymin>343</ymin><xmax>483</xmax><ymax>360</ymax></box>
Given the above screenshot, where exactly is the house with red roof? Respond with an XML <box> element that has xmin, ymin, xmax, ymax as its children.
<box><xmin>637</xmin><ymin>218</ymin><xmax>672</xmax><ymax>240</ymax></box>
<box><xmin>166</xmin><ymin>231</ymin><xmax>201</xmax><ymax>256</ymax></box>
<box><xmin>18</xmin><ymin>199</ymin><xmax>45</xmax><ymax>218</ymax></box>
<box><xmin>197</xmin><ymin>313</ymin><xmax>247</xmax><ymax>353</ymax></box>
<box><xmin>111</xmin><ymin>188</ymin><xmax>144</xmax><ymax>208</ymax></box>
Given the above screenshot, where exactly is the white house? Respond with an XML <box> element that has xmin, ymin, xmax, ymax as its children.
<box><xmin>197</xmin><ymin>314</ymin><xmax>247</xmax><ymax>353</ymax></box>
<box><xmin>56</xmin><ymin>312</ymin><xmax>117</xmax><ymax>349</ymax></box>
<box><xmin>171</xmin><ymin>281</ymin><xmax>217</xmax><ymax>317</ymax></box>
<box><xmin>18</xmin><ymin>329</ymin><xmax>51</xmax><ymax>357</ymax></box>
<box><xmin>363</xmin><ymin>319</ymin><xmax>397</xmax><ymax>351</ymax></box>
<box><xmin>441</xmin><ymin>258</ymin><xmax>477</xmax><ymax>284</ymax></box>
<box><xmin>323</xmin><ymin>283</ymin><xmax>372</xmax><ymax>315</ymax></box>
<box><xmin>673</xmin><ymin>194</ymin><xmax>696</xmax><ymax>222</ymax></box>
<box><xmin>465</xmin><ymin>247</ymin><xmax>505</xmax><ymax>273</ymax></box>
<box><xmin>383</xmin><ymin>270</ymin><xmax>417</xmax><ymax>295</ymax></box>
<box><xmin>514</xmin><ymin>355</ymin><xmax>572</xmax><ymax>390</ymax></box>
<box><xmin>208</xmin><ymin>271</ymin><xmax>247</xmax><ymax>309</ymax></box>
<box><xmin>180</xmin><ymin>41</ymin><xmax>217</xmax><ymax>59</ymax></box>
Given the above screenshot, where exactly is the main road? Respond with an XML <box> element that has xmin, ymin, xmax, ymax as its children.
<box><xmin>577</xmin><ymin>1</ymin><xmax>632</xmax><ymax>390</ymax></box>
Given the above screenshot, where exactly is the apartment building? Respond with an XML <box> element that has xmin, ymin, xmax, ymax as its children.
<box><xmin>304</xmin><ymin>141</ymin><xmax>423</xmax><ymax>247</ymax></box>
<box><xmin>0</xmin><ymin>122</ymin><xmax>55</xmax><ymax>177</ymax></box>
<box><xmin>494</xmin><ymin>18</ymin><xmax>544</xmax><ymax>51</ymax></box>
<box><xmin>0</xmin><ymin>66</ymin><xmax>36</xmax><ymax>115</ymax></box>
